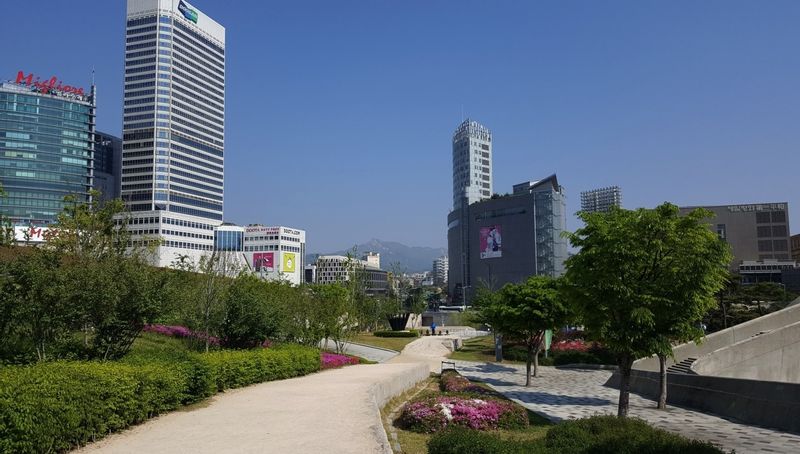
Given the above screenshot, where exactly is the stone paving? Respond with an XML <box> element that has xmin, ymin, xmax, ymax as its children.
<box><xmin>455</xmin><ymin>361</ymin><xmax>800</xmax><ymax>454</ymax></box>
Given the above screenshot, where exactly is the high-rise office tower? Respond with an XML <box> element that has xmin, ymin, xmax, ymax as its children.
<box><xmin>452</xmin><ymin>119</ymin><xmax>492</xmax><ymax>209</ymax></box>
<box><xmin>123</xmin><ymin>0</ymin><xmax>225</xmax><ymax>266</ymax></box>
<box><xmin>580</xmin><ymin>186</ymin><xmax>622</xmax><ymax>213</ymax></box>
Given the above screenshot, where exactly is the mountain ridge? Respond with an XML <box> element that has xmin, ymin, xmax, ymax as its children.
<box><xmin>307</xmin><ymin>239</ymin><xmax>446</xmax><ymax>273</ymax></box>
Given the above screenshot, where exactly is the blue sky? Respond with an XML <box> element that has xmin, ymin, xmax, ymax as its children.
<box><xmin>2</xmin><ymin>1</ymin><xmax>798</xmax><ymax>252</ymax></box>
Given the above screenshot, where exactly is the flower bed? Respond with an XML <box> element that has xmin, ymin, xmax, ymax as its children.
<box><xmin>399</xmin><ymin>395</ymin><xmax>528</xmax><ymax>433</ymax></box>
<box><xmin>143</xmin><ymin>324</ymin><xmax>221</xmax><ymax>347</ymax></box>
<box><xmin>440</xmin><ymin>370</ymin><xmax>491</xmax><ymax>395</ymax></box>
<box><xmin>321</xmin><ymin>352</ymin><xmax>360</xmax><ymax>369</ymax></box>
<box><xmin>399</xmin><ymin>372</ymin><xmax>528</xmax><ymax>433</ymax></box>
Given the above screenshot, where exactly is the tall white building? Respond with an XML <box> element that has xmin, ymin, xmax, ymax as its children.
<box><xmin>432</xmin><ymin>255</ymin><xmax>448</xmax><ymax>287</ymax></box>
<box><xmin>452</xmin><ymin>119</ymin><xmax>492</xmax><ymax>209</ymax></box>
<box><xmin>123</xmin><ymin>0</ymin><xmax>225</xmax><ymax>267</ymax></box>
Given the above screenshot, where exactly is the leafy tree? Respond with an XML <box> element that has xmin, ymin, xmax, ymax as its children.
<box><xmin>471</xmin><ymin>285</ymin><xmax>508</xmax><ymax>362</ymax></box>
<box><xmin>221</xmin><ymin>274</ymin><xmax>284</xmax><ymax>348</ymax></box>
<box><xmin>563</xmin><ymin>203</ymin><xmax>730</xmax><ymax>416</ymax></box>
<box><xmin>477</xmin><ymin>277</ymin><xmax>571</xmax><ymax>385</ymax></box>
<box><xmin>0</xmin><ymin>184</ymin><xmax>14</xmax><ymax>246</ymax></box>
<box><xmin>312</xmin><ymin>283</ymin><xmax>356</xmax><ymax>353</ymax></box>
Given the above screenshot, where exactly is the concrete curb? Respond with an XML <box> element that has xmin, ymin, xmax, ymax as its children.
<box><xmin>365</xmin><ymin>363</ymin><xmax>430</xmax><ymax>454</ymax></box>
<box><xmin>556</xmin><ymin>363</ymin><xmax>618</xmax><ymax>371</ymax></box>
<box><xmin>346</xmin><ymin>341</ymin><xmax>401</xmax><ymax>354</ymax></box>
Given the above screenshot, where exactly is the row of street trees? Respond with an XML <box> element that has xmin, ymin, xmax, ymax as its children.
<box><xmin>473</xmin><ymin>203</ymin><xmax>732</xmax><ymax>417</ymax></box>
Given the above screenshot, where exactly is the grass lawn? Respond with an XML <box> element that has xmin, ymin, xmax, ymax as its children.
<box><xmin>381</xmin><ymin>375</ymin><xmax>551</xmax><ymax>454</ymax></box>
<box><xmin>351</xmin><ymin>332</ymin><xmax>420</xmax><ymax>352</ymax></box>
<box><xmin>448</xmin><ymin>335</ymin><xmax>525</xmax><ymax>364</ymax></box>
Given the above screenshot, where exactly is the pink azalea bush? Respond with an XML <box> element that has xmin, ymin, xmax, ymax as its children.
<box><xmin>143</xmin><ymin>324</ymin><xmax>221</xmax><ymax>347</ymax></box>
<box><xmin>440</xmin><ymin>370</ymin><xmax>491</xmax><ymax>395</ymax></box>
<box><xmin>399</xmin><ymin>395</ymin><xmax>528</xmax><ymax>433</ymax></box>
<box><xmin>550</xmin><ymin>339</ymin><xmax>591</xmax><ymax>352</ymax></box>
<box><xmin>321</xmin><ymin>352</ymin><xmax>360</xmax><ymax>369</ymax></box>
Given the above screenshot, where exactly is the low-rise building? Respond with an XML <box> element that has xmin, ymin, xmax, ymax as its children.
<box><xmin>243</xmin><ymin>225</ymin><xmax>306</xmax><ymax>286</ymax></box>
<box><xmin>314</xmin><ymin>254</ymin><xmax>389</xmax><ymax>295</ymax></box>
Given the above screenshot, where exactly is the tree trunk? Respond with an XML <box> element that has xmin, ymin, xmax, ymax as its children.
<box><xmin>533</xmin><ymin>346</ymin><xmax>540</xmax><ymax>378</ymax></box>
<box><xmin>721</xmin><ymin>298</ymin><xmax>728</xmax><ymax>329</ymax></box>
<box><xmin>617</xmin><ymin>355</ymin><xmax>634</xmax><ymax>417</ymax></box>
<box><xmin>657</xmin><ymin>354</ymin><xmax>667</xmax><ymax>409</ymax></box>
<box><xmin>494</xmin><ymin>333</ymin><xmax>503</xmax><ymax>362</ymax></box>
<box><xmin>525</xmin><ymin>343</ymin><xmax>533</xmax><ymax>386</ymax></box>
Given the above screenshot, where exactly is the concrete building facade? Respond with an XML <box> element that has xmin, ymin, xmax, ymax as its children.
<box><xmin>792</xmin><ymin>233</ymin><xmax>800</xmax><ymax>262</ymax></box>
<box><xmin>314</xmin><ymin>254</ymin><xmax>389</xmax><ymax>295</ymax></box>
<box><xmin>448</xmin><ymin>174</ymin><xmax>568</xmax><ymax>303</ymax></box>
<box><xmin>679</xmin><ymin>202</ymin><xmax>791</xmax><ymax>269</ymax></box>
<box><xmin>243</xmin><ymin>225</ymin><xmax>306</xmax><ymax>286</ymax></box>
<box><xmin>580</xmin><ymin>186</ymin><xmax>622</xmax><ymax>213</ymax></box>
<box><xmin>452</xmin><ymin>119</ymin><xmax>492</xmax><ymax>209</ymax></box>
<box><xmin>123</xmin><ymin>0</ymin><xmax>226</xmax><ymax>267</ymax></box>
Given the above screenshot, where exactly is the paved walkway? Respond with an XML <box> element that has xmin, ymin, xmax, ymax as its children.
<box><xmin>455</xmin><ymin>361</ymin><xmax>800</xmax><ymax>454</ymax></box>
<box><xmin>75</xmin><ymin>362</ymin><xmax>428</xmax><ymax>454</ymax></box>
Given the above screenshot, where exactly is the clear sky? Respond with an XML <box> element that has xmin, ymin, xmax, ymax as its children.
<box><xmin>2</xmin><ymin>1</ymin><xmax>798</xmax><ymax>253</ymax></box>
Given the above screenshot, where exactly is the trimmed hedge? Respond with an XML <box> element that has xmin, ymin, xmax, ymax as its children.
<box><xmin>428</xmin><ymin>416</ymin><xmax>726</xmax><ymax>454</ymax></box>
<box><xmin>427</xmin><ymin>427</ymin><xmax>544</xmax><ymax>454</ymax></box>
<box><xmin>373</xmin><ymin>330</ymin><xmax>420</xmax><ymax>338</ymax></box>
<box><xmin>0</xmin><ymin>344</ymin><xmax>320</xmax><ymax>453</ymax></box>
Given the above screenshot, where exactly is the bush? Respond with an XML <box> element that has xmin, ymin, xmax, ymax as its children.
<box><xmin>544</xmin><ymin>416</ymin><xmax>725</xmax><ymax>453</ymax></box>
<box><xmin>321</xmin><ymin>352</ymin><xmax>360</xmax><ymax>369</ymax></box>
<box><xmin>552</xmin><ymin>350</ymin><xmax>602</xmax><ymax>366</ymax></box>
<box><xmin>398</xmin><ymin>395</ymin><xmax>528</xmax><ymax>433</ymax></box>
<box><xmin>440</xmin><ymin>370</ymin><xmax>492</xmax><ymax>395</ymax></box>
<box><xmin>373</xmin><ymin>330</ymin><xmax>420</xmax><ymax>338</ymax></box>
<box><xmin>0</xmin><ymin>344</ymin><xmax>320</xmax><ymax>453</ymax></box>
<box><xmin>428</xmin><ymin>427</ymin><xmax>544</xmax><ymax>454</ymax></box>
<box><xmin>428</xmin><ymin>416</ymin><xmax>726</xmax><ymax>454</ymax></box>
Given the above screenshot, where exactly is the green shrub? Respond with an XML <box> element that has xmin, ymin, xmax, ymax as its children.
<box><xmin>373</xmin><ymin>330</ymin><xmax>420</xmax><ymax>338</ymax></box>
<box><xmin>544</xmin><ymin>416</ymin><xmax>725</xmax><ymax>453</ymax></box>
<box><xmin>552</xmin><ymin>350</ymin><xmax>602</xmax><ymax>366</ymax></box>
<box><xmin>428</xmin><ymin>427</ymin><xmax>544</xmax><ymax>454</ymax></box>
<box><xmin>0</xmin><ymin>344</ymin><xmax>320</xmax><ymax>453</ymax></box>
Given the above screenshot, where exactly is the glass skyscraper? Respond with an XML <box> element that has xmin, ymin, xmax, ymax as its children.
<box><xmin>0</xmin><ymin>74</ymin><xmax>95</xmax><ymax>225</ymax></box>
<box><xmin>124</xmin><ymin>0</ymin><xmax>225</xmax><ymax>266</ymax></box>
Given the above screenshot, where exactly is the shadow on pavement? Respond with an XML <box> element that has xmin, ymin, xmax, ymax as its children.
<box><xmin>511</xmin><ymin>390</ymin><xmax>612</xmax><ymax>407</ymax></box>
<box><xmin>460</xmin><ymin>362</ymin><xmax>520</xmax><ymax>374</ymax></box>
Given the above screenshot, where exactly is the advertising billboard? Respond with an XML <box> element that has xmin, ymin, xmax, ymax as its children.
<box><xmin>253</xmin><ymin>252</ymin><xmax>274</xmax><ymax>272</ymax></box>
<box><xmin>282</xmin><ymin>252</ymin><xmax>296</xmax><ymax>273</ymax></box>
<box><xmin>479</xmin><ymin>225</ymin><xmax>502</xmax><ymax>259</ymax></box>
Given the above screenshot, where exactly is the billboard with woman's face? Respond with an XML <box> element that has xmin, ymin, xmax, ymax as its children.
<box><xmin>479</xmin><ymin>225</ymin><xmax>502</xmax><ymax>259</ymax></box>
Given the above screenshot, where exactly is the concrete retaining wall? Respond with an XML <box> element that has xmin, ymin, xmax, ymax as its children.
<box><xmin>635</xmin><ymin>304</ymin><xmax>800</xmax><ymax>372</ymax></box>
<box><xmin>368</xmin><ymin>363</ymin><xmax>430</xmax><ymax>454</ymax></box>
<box><xmin>605</xmin><ymin>370</ymin><xmax>800</xmax><ymax>433</ymax></box>
<box><xmin>692</xmin><ymin>320</ymin><xmax>800</xmax><ymax>382</ymax></box>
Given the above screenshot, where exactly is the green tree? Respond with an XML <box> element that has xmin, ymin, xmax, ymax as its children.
<box><xmin>471</xmin><ymin>285</ymin><xmax>508</xmax><ymax>362</ymax></box>
<box><xmin>480</xmin><ymin>276</ymin><xmax>571</xmax><ymax>385</ymax></box>
<box><xmin>221</xmin><ymin>274</ymin><xmax>284</xmax><ymax>348</ymax></box>
<box><xmin>563</xmin><ymin>203</ymin><xmax>731</xmax><ymax>416</ymax></box>
<box><xmin>0</xmin><ymin>184</ymin><xmax>14</xmax><ymax>246</ymax></box>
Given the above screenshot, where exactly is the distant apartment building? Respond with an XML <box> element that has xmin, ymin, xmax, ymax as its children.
<box><xmin>792</xmin><ymin>234</ymin><xmax>800</xmax><ymax>262</ymax></box>
<box><xmin>93</xmin><ymin>131</ymin><xmax>122</xmax><ymax>201</ymax></box>
<box><xmin>679</xmin><ymin>202</ymin><xmax>791</xmax><ymax>270</ymax></box>
<box><xmin>580</xmin><ymin>186</ymin><xmax>622</xmax><ymax>213</ymax></box>
<box><xmin>452</xmin><ymin>119</ymin><xmax>492</xmax><ymax>209</ymax></box>
<box><xmin>314</xmin><ymin>254</ymin><xmax>389</xmax><ymax>295</ymax></box>
<box><xmin>448</xmin><ymin>174</ymin><xmax>568</xmax><ymax>304</ymax></box>
<box><xmin>432</xmin><ymin>255</ymin><xmax>448</xmax><ymax>287</ymax></box>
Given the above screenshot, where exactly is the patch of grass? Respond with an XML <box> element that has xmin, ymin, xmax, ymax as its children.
<box><xmin>448</xmin><ymin>335</ymin><xmax>524</xmax><ymax>364</ymax></box>
<box><xmin>352</xmin><ymin>332</ymin><xmax>419</xmax><ymax>352</ymax></box>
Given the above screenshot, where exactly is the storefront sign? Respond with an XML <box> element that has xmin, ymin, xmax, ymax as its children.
<box><xmin>727</xmin><ymin>203</ymin><xmax>786</xmax><ymax>213</ymax></box>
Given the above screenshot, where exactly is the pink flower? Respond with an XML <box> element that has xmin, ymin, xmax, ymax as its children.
<box><xmin>321</xmin><ymin>352</ymin><xmax>360</xmax><ymax>369</ymax></box>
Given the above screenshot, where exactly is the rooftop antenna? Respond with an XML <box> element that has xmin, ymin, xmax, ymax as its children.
<box><xmin>91</xmin><ymin>66</ymin><xmax>95</xmax><ymax>85</ymax></box>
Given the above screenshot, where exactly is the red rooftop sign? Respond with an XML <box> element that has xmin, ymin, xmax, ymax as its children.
<box><xmin>15</xmin><ymin>71</ymin><xmax>85</xmax><ymax>97</ymax></box>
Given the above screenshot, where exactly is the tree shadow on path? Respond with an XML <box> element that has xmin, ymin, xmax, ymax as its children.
<box><xmin>509</xmin><ymin>390</ymin><xmax>612</xmax><ymax>407</ymax></box>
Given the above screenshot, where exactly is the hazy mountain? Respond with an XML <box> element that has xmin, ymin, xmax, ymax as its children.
<box><xmin>307</xmin><ymin>239</ymin><xmax>446</xmax><ymax>273</ymax></box>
